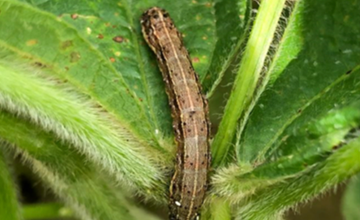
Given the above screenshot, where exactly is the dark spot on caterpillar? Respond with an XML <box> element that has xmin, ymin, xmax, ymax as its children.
<box><xmin>204</xmin><ymin>153</ymin><xmax>207</xmax><ymax>157</ymax></box>
<box><xmin>186</xmin><ymin>155</ymin><xmax>189</xmax><ymax>158</ymax></box>
<box><xmin>201</xmin><ymin>128</ymin><xmax>204</xmax><ymax>131</ymax></box>
<box><xmin>190</xmin><ymin>162</ymin><xmax>193</xmax><ymax>166</ymax></box>
<box><xmin>201</xmin><ymin>161</ymin><xmax>205</xmax><ymax>165</ymax></box>
<box><xmin>194</xmin><ymin>207</ymin><xmax>198</xmax><ymax>210</ymax></box>
<box><xmin>153</xmin><ymin>14</ymin><xmax>159</xmax><ymax>19</ymax></box>
<box><xmin>187</xmin><ymin>191</ymin><xmax>191</xmax><ymax>194</ymax></box>
<box><xmin>187</xmin><ymin>129</ymin><xmax>191</xmax><ymax>132</ymax></box>
<box><xmin>183</xmin><ymin>122</ymin><xmax>187</xmax><ymax>126</ymax></box>
<box><xmin>184</xmin><ymin>206</ymin><xmax>188</xmax><ymax>210</ymax></box>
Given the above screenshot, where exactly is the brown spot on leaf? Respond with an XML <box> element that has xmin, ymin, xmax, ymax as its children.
<box><xmin>71</xmin><ymin>14</ymin><xmax>78</xmax><ymax>19</ymax></box>
<box><xmin>61</xmin><ymin>40</ymin><xmax>73</xmax><ymax>50</ymax></box>
<box><xmin>70</xmin><ymin>52</ymin><xmax>81</xmax><ymax>63</ymax></box>
<box><xmin>26</xmin><ymin>39</ymin><xmax>38</xmax><ymax>46</ymax></box>
<box><xmin>192</xmin><ymin>57</ymin><xmax>200</xmax><ymax>63</ymax></box>
<box><xmin>98</xmin><ymin>34</ymin><xmax>104</xmax><ymax>39</ymax></box>
<box><xmin>113</xmin><ymin>36</ymin><xmax>124</xmax><ymax>43</ymax></box>
<box><xmin>34</xmin><ymin>62</ymin><xmax>46</xmax><ymax>68</ymax></box>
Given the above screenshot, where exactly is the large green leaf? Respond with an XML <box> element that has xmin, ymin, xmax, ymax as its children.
<box><xmin>0</xmin><ymin>51</ymin><xmax>165</xmax><ymax>198</ymax></box>
<box><xmin>0</xmin><ymin>109</ymin><xmax>161</xmax><ymax>220</ymax></box>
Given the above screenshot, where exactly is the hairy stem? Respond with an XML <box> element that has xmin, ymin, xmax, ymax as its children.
<box><xmin>211</xmin><ymin>0</ymin><xmax>287</xmax><ymax>167</ymax></box>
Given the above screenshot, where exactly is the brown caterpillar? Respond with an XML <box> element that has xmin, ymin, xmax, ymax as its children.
<box><xmin>141</xmin><ymin>7</ymin><xmax>210</xmax><ymax>220</ymax></box>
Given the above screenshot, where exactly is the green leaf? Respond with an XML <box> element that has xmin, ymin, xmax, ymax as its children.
<box><xmin>238</xmin><ymin>0</ymin><xmax>360</xmax><ymax>164</ymax></box>
<box><xmin>0</xmin><ymin>148</ymin><xmax>22</xmax><ymax>220</ymax></box>
<box><xmin>0</xmin><ymin>0</ymin><xmax>157</xmax><ymax>144</ymax></box>
<box><xmin>0</xmin><ymin>110</ymin><xmax>162</xmax><ymax>220</ymax></box>
<box><xmin>236</xmin><ymin>136</ymin><xmax>360</xmax><ymax>220</ymax></box>
<box><xmin>202</xmin><ymin>0</ymin><xmax>250</xmax><ymax>96</ymax></box>
<box><xmin>342</xmin><ymin>173</ymin><xmax>360</xmax><ymax>220</ymax></box>
<box><xmin>0</xmin><ymin>51</ymin><xmax>165</xmax><ymax>199</ymax></box>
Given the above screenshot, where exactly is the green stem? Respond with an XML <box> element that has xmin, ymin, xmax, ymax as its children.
<box><xmin>0</xmin><ymin>148</ymin><xmax>22</xmax><ymax>220</ymax></box>
<box><xmin>23</xmin><ymin>203</ymin><xmax>72</xmax><ymax>220</ymax></box>
<box><xmin>212</xmin><ymin>0</ymin><xmax>286</xmax><ymax>167</ymax></box>
<box><xmin>209</xmin><ymin>197</ymin><xmax>232</xmax><ymax>220</ymax></box>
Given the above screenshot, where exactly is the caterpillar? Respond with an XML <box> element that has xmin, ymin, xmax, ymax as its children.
<box><xmin>141</xmin><ymin>7</ymin><xmax>211</xmax><ymax>220</ymax></box>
